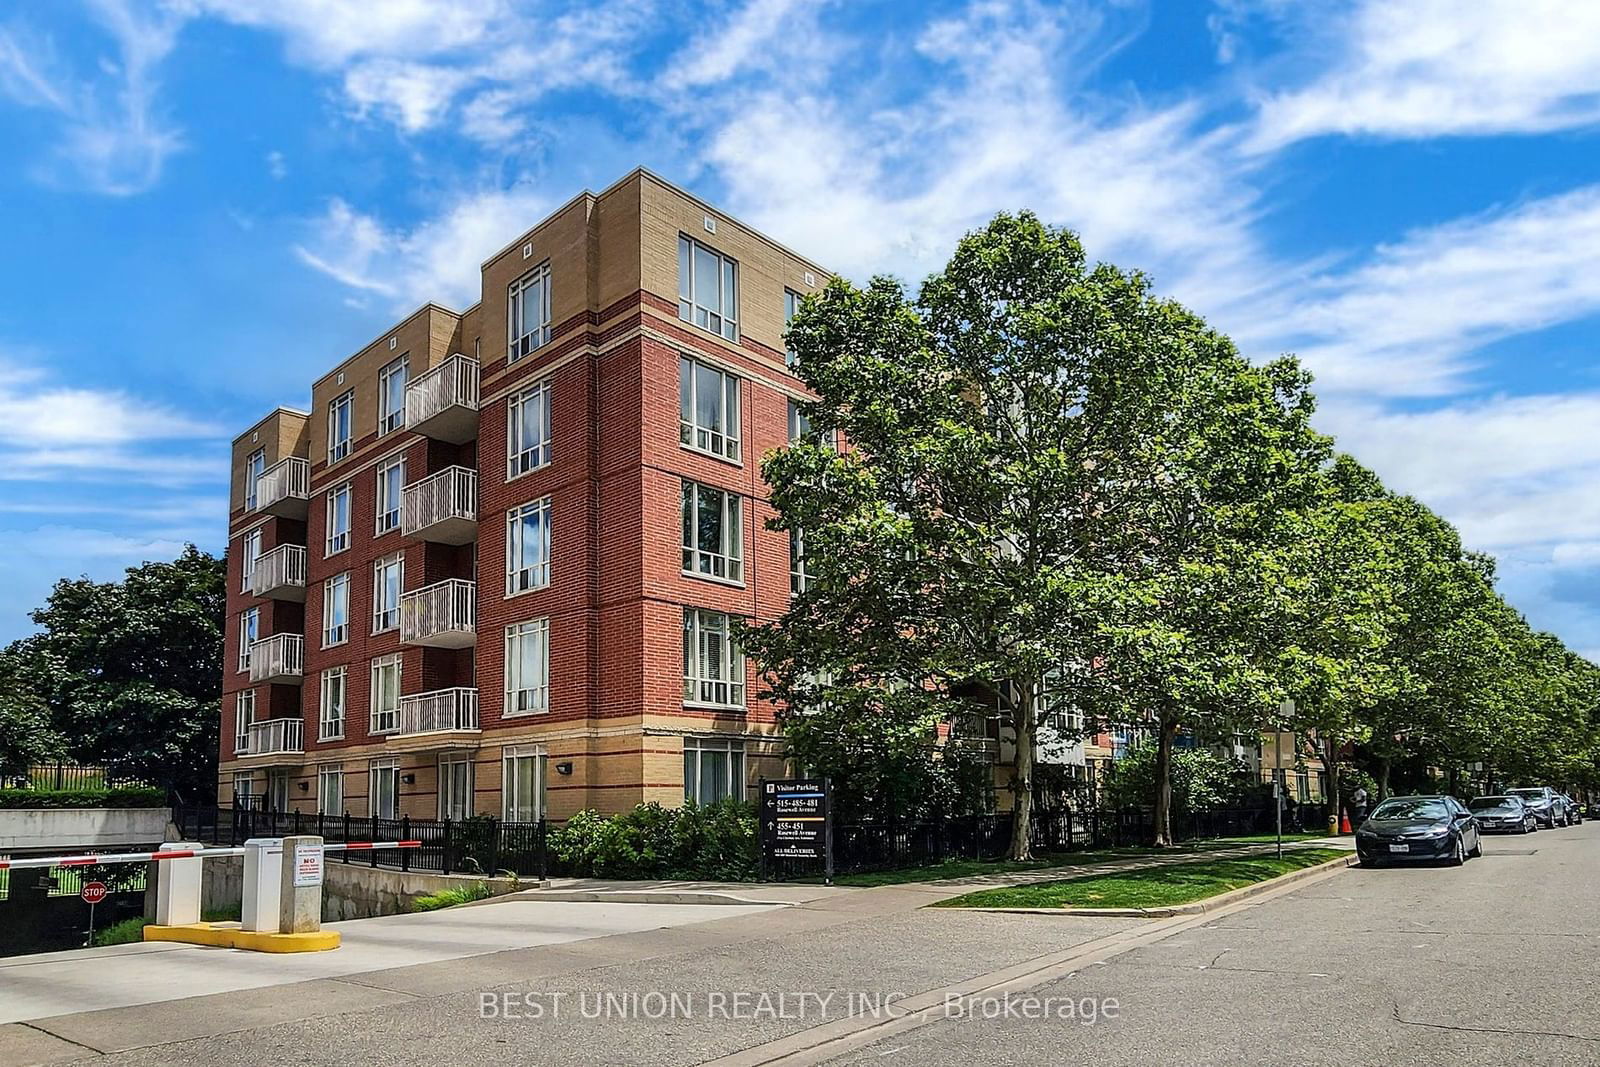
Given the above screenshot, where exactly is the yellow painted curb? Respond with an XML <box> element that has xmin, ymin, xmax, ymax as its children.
<box><xmin>142</xmin><ymin>922</ymin><xmax>341</xmax><ymax>953</ymax></box>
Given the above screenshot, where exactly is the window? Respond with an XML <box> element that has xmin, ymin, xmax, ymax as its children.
<box><xmin>678</xmin><ymin>235</ymin><xmax>738</xmax><ymax>340</ymax></box>
<box><xmin>376</xmin><ymin>457</ymin><xmax>404</xmax><ymax>534</ymax></box>
<box><xmin>317</xmin><ymin>765</ymin><xmax>343</xmax><ymax>816</ymax></box>
<box><xmin>784</xmin><ymin>288</ymin><xmax>802</xmax><ymax>367</ymax></box>
<box><xmin>240</xmin><ymin>528</ymin><xmax>262</xmax><ymax>593</ymax></box>
<box><xmin>508</xmin><ymin>261</ymin><xmax>552</xmax><ymax>361</ymax></box>
<box><xmin>370</xmin><ymin>654</ymin><xmax>401</xmax><ymax>734</ymax></box>
<box><xmin>266</xmin><ymin>769</ymin><xmax>290</xmax><ymax>813</ymax></box>
<box><xmin>244</xmin><ymin>448</ymin><xmax>265</xmax><ymax>510</ymax></box>
<box><xmin>502</xmin><ymin>746</ymin><xmax>547</xmax><ymax>822</ymax></box>
<box><xmin>682</xmin><ymin>481</ymin><xmax>743</xmax><ymax>583</ymax></box>
<box><xmin>326</xmin><ymin>483</ymin><xmax>352</xmax><ymax>554</ymax></box>
<box><xmin>790</xmin><ymin>527</ymin><xmax>812</xmax><ymax>596</ymax></box>
<box><xmin>369</xmin><ymin>759</ymin><xmax>400</xmax><ymax>819</ymax></box>
<box><xmin>323</xmin><ymin>573</ymin><xmax>350</xmax><ymax>647</ymax></box>
<box><xmin>373</xmin><ymin>554</ymin><xmax>403</xmax><ymax>633</ymax></box>
<box><xmin>683</xmin><ymin>608</ymin><xmax>745</xmax><ymax>708</ymax></box>
<box><xmin>233</xmin><ymin>771</ymin><xmax>255</xmax><ymax>810</ymax></box>
<box><xmin>679</xmin><ymin>355</ymin><xmax>741</xmax><ymax>461</ymax></box>
<box><xmin>504</xmin><ymin>619</ymin><xmax>550</xmax><ymax>716</ymax></box>
<box><xmin>439</xmin><ymin>755</ymin><xmax>474</xmax><ymax>821</ymax></box>
<box><xmin>378</xmin><ymin>356</ymin><xmax>408</xmax><ymax>436</ymax></box>
<box><xmin>788</xmin><ymin>398</ymin><xmax>838</xmax><ymax>449</ymax></box>
<box><xmin>506</xmin><ymin>498</ymin><xmax>551</xmax><ymax>594</ymax></box>
<box><xmin>328</xmin><ymin>389</ymin><xmax>353</xmax><ymax>463</ymax></box>
<box><xmin>319</xmin><ymin>666</ymin><xmax>347</xmax><ymax>740</ymax></box>
<box><xmin>506</xmin><ymin>382</ymin><xmax>552</xmax><ymax>478</ymax></box>
<box><xmin>683</xmin><ymin>737</ymin><xmax>745</xmax><ymax>806</ymax></box>
<box><xmin>238</xmin><ymin>607</ymin><xmax>259</xmax><ymax>672</ymax></box>
<box><xmin>234</xmin><ymin>689</ymin><xmax>255</xmax><ymax>755</ymax></box>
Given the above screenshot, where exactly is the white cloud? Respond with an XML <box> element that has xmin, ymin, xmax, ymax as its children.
<box><xmin>343</xmin><ymin>59</ymin><xmax>473</xmax><ymax>132</ymax></box>
<box><xmin>177</xmin><ymin>0</ymin><xmax>507</xmax><ymax>65</ymax></box>
<box><xmin>664</xmin><ymin>0</ymin><xmax>814</xmax><ymax>89</ymax></box>
<box><xmin>265</xmin><ymin>149</ymin><xmax>286</xmax><ymax>179</ymax></box>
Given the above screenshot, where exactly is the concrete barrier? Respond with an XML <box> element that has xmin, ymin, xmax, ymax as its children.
<box><xmin>0</xmin><ymin>808</ymin><xmax>172</xmax><ymax>852</ymax></box>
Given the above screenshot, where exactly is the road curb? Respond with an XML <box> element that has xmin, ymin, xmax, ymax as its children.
<box><xmin>510</xmin><ymin>890</ymin><xmax>786</xmax><ymax>906</ymax></box>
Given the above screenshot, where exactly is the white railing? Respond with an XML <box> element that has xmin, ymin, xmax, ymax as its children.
<box><xmin>397</xmin><ymin>687</ymin><xmax>479</xmax><ymax>735</ymax></box>
<box><xmin>400</xmin><ymin>579</ymin><xmax>476</xmax><ymax>645</ymax></box>
<box><xmin>245</xmin><ymin>717</ymin><xmax>304</xmax><ymax>755</ymax></box>
<box><xmin>248</xmin><ymin>632</ymin><xmax>304</xmax><ymax>683</ymax></box>
<box><xmin>405</xmin><ymin>354</ymin><xmax>479</xmax><ymax>429</ymax></box>
<box><xmin>254</xmin><ymin>456</ymin><xmax>310</xmax><ymax>513</ymax></box>
<box><xmin>402</xmin><ymin>466</ymin><xmax>477</xmax><ymax>537</ymax></box>
<box><xmin>249</xmin><ymin>543</ymin><xmax>306</xmax><ymax>597</ymax></box>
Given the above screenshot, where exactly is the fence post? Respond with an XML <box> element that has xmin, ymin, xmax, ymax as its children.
<box><xmin>342</xmin><ymin>812</ymin><xmax>351</xmax><ymax>864</ymax></box>
<box><xmin>489</xmin><ymin>817</ymin><xmax>501</xmax><ymax>875</ymax></box>
<box><xmin>443</xmin><ymin>817</ymin><xmax>453</xmax><ymax>876</ymax></box>
<box><xmin>401</xmin><ymin>815</ymin><xmax>411</xmax><ymax>872</ymax></box>
<box><xmin>537</xmin><ymin>819</ymin><xmax>548</xmax><ymax>882</ymax></box>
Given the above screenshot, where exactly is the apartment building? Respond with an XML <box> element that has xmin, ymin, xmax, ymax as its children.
<box><xmin>221</xmin><ymin>169</ymin><xmax>830</xmax><ymax>823</ymax></box>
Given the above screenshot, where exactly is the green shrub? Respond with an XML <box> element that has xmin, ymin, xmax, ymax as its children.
<box><xmin>0</xmin><ymin>786</ymin><xmax>167</xmax><ymax>809</ymax></box>
<box><xmin>92</xmin><ymin>917</ymin><xmax>150</xmax><ymax>946</ymax></box>
<box><xmin>408</xmin><ymin>881</ymin><xmax>493</xmax><ymax>912</ymax></box>
<box><xmin>548</xmin><ymin>800</ymin><xmax>757</xmax><ymax>880</ymax></box>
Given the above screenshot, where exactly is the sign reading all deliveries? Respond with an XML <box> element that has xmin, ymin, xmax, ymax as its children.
<box><xmin>292</xmin><ymin>843</ymin><xmax>325</xmax><ymax>888</ymax></box>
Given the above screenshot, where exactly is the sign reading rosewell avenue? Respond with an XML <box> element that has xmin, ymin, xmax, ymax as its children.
<box><xmin>760</xmin><ymin>778</ymin><xmax>833</xmax><ymax>883</ymax></box>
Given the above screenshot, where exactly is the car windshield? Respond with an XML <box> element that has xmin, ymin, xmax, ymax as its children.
<box><xmin>1468</xmin><ymin>798</ymin><xmax>1518</xmax><ymax>812</ymax></box>
<box><xmin>1508</xmin><ymin>789</ymin><xmax>1546</xmax><ymax>801</ymax></box>
<box><xmin>1370</xmin><ymin>799</ymin><xmax>1449</xmax><ymax>820</ymax></box>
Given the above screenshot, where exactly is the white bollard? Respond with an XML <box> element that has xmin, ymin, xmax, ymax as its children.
<box><xmin>153</xmin><ymin>841</ymin><xmax>204</xmax><ymax>926</ymax></box>
<box><xmin>241</xmin><ymin>837</ymin><xmax>285</xmax><ymax>933</ymax></box>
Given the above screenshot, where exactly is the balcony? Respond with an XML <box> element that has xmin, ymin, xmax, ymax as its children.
<box><xmin>243</xmin><ymin>717</ymin><xmax>304</xmax><ymax>757</ymax></box>
<box><xmin>402</xmin><ymin>466</ymin><xmax>477</xmax><ymax>545</ymax></box>
<box><xmin>248</xmin><ymin>632</ymin><xmax>304</xmax><ymax>684</ymax></box>
<box><xmin>405</xmin><ymin>354</ymin><xmax>479</xmax><ymax>444</ymax></box>
<box><xmin>249</xmin><ymin>543</ymin><xmax>307</xmax><ymax>601</ymax></box>
<box><xmin>400</xmin><ymin>579</ymin><xmax>476</xmax><ymax>648</ymax></box>
<box><xmin>396</xmin><ymin>687</ymin><xmax>479</xmax><ymax>738</ymax></box>
<box><xmin>254</xmin><ymin>456</ymin><xmax>310</xmax><ymax>518</ymax></box>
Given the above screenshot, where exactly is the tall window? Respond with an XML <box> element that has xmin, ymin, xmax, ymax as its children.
<box><xmin>790</xmin><ymin>527</ymin><xmax>812</xmax><ymax>596</ymax></box>
<box><xmin>372</xmin><ymin>554</ymin><xmax>403</xmax><ymax>633</ymax></box>
<box><xmin>506</xmin><ymin>498</ymin><xmax>552</xmax><ymax>594</ymax></box>
<box><xmin>502</xmin><ymin>746</ymin><xmax>547</xmax><ymax>822</ymax></box>
<box><xmin>328</xmin><ymin>390</ymin><xmax>353</xmax><ymax>462</ymax></box>
<box><xmin>266</xmin><ymin>769</ymin><xmax>290</xmax><ymax>813</ymax></box>
<box><xmin>784</xmin><ymin>288</ymin><xmax>802</xmax><ymax>367</ymax></box>
<box><xmin>323</xmin><ymin>572</ymin><xmax>350</xmax><ymax>647</ymax></box>
<box><xmin>244</xmin><ymin>448</ymin><xmax>265</xmax><ymax>510</ymax></box>
<box><xmin>370</xmin><ymin>654</ymin><xmax>401</xmax><ymax>734</ymax></box>
<box><xmin>681</xmin><ymin>481</ymin><xmax>743</xmax><ymax>582</ymax></box>
<box><xmin>317</xmin><ymin>765</ymin><xmax>344</xmax><ymax>816</ymax></box>
<box><xmin>678</xmin><ymin>235</ymin><xmax>738</xmax><ymax>340</ymax></box>
<box><xmin>439</xmin><ymin>755</ymin><xmax>474</xmax><ymax>821</ymax></box>
<box><xmin>320</xmin><ymin>666</ymin><xmax>347</xmax><ymax>740</ymax></box>
<box><xmin>683</xmin><ymin>608</ymin><xmax>745</xmax><ymax>708</ymax></box>
<box><xmin>506</xmin><ymin>382</ymin><xmax>552</xmax><ymax>478</ymax></box>
<box><xmin>369</xmin><ymin>759</ymin><xmax>399</xmax><ymax>819</ymax></box>
<box><xmin>504</xmin><ymin>619</ymin><xmax>550</xmax><ymax>716</ymax></box>
<box><xmin>378</xmin><ymin>356</ymin><xmax>408</xmax><ymax>436</ymax></box>
<box><xmin>788</xmin><ymin>398</ymin><xmax>837</xmax><ymax>449</ymax></box>
<box><xmin>234</xmin><ymin>689</ymin><xmax>255</xmax><ymax>755</ymax></box>
<box><xmin>233</xmin><ymin>771</ymin><xmax>255</xmax><ymax>809</ymax></box>
<box><xmin>684</xmin><ymin>737</ymin><xmax>745</xmax><ymax>806</ymax></box>
<box><xmin>326</xmin><ymin>483</ymin><xmax>352</xmax><ymax>554</ymax></box>
<box><xmin>240</xmin><ymin>528</ymin><xmax>262</xmax><ymax>592</ymax></box>
<box><xmin>508</xmin><ymin>261</ymin><xmax>552</xmax><ymax>361</ymax></box>
<box><xmin>679</xmin><ymin>355</ymin><xmax>741</xmax><ymax>461</ymax></box>
<box><xmin>238</xmin><ymin>607</ymin><xmax>259</xmax><ymax>672</ymax></box>
<box><xmin>376</xmin><ymin>457</ymin><xmax>404</xmax><ymax>534</ymax></box>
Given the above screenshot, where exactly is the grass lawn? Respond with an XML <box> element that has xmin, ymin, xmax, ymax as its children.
<box><xmin>931</xmin><ymin>847</ymin><xmax>1346</xmax><ymax>909</ymax></box>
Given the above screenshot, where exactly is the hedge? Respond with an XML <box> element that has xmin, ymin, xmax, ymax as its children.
<box><xmin>548</xmin><ymin>799</ymin><xmax>758</xmax><ymax>881</ymax></box>
<box><xmin>0</xmin><ymin>786</ymin><xmax>168</xmax><ymax>809</ymax></box>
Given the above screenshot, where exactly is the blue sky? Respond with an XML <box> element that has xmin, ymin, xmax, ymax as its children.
<box><xmin>1</xmin><ymin>0</ymin><xmax>1599</xmax><ymax>662</ymax></box>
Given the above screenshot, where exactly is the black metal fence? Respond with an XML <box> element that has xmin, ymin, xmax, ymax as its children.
<box><xmin>8</xmin><ymin>763</ymin><xmax>144</xmax><ymax>791</ymax></box>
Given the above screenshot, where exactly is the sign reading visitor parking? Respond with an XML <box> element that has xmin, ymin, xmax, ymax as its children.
<box><xmin>759</xmin><ymin>778</ymin><xmax>833</xmax><ymax>883</ymax></box>
<box><xmin>80</xmin><ymin>881</ymin><xmax>108</xmax><ymax>906</ymax></box>
<box><xmin>292</xmin><ymin>843</ymin><xmax>324</xmax><ymax>888</ymax></box>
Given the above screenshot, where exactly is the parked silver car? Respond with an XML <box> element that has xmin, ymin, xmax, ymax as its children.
<box><xmin>1467</xmin><ymin>795</ymin><xmax>1537</xmax><ymax>834</ymax></box>
<box><xmin>1507</xmin><ymin>786</ymin><xmax>1566</xmax><ymax>828</ymax></box>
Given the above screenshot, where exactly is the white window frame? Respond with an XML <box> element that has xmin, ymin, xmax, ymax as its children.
<box><xmin>378</xmin><ymin>355</ymin><xmax>408</xmax><ymax>436</ymax></box>
<box><xmin>505</xmin><ymin>497</ymin><xmax>552</xmax><ymax>595</ymax></box>
<box><xmin>317</xmin><ymin>764</ymin><xmax>344</xmax><ymax>816</ymax></box>
<box><xmin>784</xmin><ymin>287</ymin><xmax>802</xmax><ymax>367</ymax></box>
<box><xmin>234</xmin><ymin>689</ymin><xmax>255</xmax><ymax>755</ymax></box>
<box><xmin>323</xmin><ymin>572</ymin><xmax>350</xmax><ymax>647</ymax></box>
<box><xmin>502</xmin><ymin>746</ymin><xmax>548</xmax><ymax>822</ymax></box>
<box><xmin>233</xmin><ymin>770</ymin><xmax>255</xmax><ymax>809</ymax></box>
<box><xmin>677</xmin><ymin>234</ymin><xmax>739</xmax><ymax>341</ymax></box>
<box><xmin>790</xmin><ymin>527</ymin><xmax>812</xmax><ymax>596</ymax></box>
<box><xmin>328</xmin><ymin>389</ymin><xmax>354</xmax><ymax>463</ymax></box>
<box><xmin>504</xmin><ymin>618</ymin><xmax>550</xmax><ymax>716</ymax></box>
<box><xmin>370</xmin><ymin>654</ymin><xmax>402</xmax><ymax>735</ymax></box>
<box><xmin>507</xmin><ymin>260</ymin><xmax>552</xmax><ymax>362</ymax></box>
<box><xmin>238</xmin><ymin>607</ymin><xmax>259</xmax><ymax>673</ymax></box>
<box><xmin>375</xmin><ymin>456</ymin><xmax>404</xmax><ymax>535</ymax></box>
<box><xmin>319</xmin><ymin>666</ymin><xmax>347</xmax><ymax>741</ymax></box>
<box><xmin>682</xmin><ymin>608</ymin><xmax>745</xmax><ymax>709</ymax></box>
<box><xmin>240</xmin><ymin>528</ymin><xmax>262</xmax><ymax>593</ymax></box>
<box><xmin>683</xmin><ymin>737</ymin><xmax>745</xmax><ymax>806</ymax></box>
<box><xmin>681</xmin><ymin>481</ymin><xmax>743</xmax><ymax>584</ymax></box>
<box><xmin>506</xmin><ymin>381</ymin><xmax>553</xmax><ymax>479</ymax></box>
<box><xmin>679</xmin><ymin>355</ymin><xmax>741</xmax><ymax>462</ymax></box>
<box><xmin>326</xmin><ymin>482</ymin><xmax>352</xmax><ymax>555</ymax></box>
<box><xmin>372</xmin><ymin>554</ymin><xmax>403</xmax><ymax>633</ymax></box>
<box><xmin>788</xmin><ymin>398</ymin><xmax>838</xmax><ymax>449</ymax></box>
<box><xmin>369</xmin><ymin>758</ymin><xmax>400</xmax><ymax>819</ymax></box>
<box><xmin>244</xmin><ymin>448</ymin><xmax>265</xmax><ymax>510</ymax></box>
<box><xmin>438</xmin><ymin>754</ymin><xmax>475</xmax><ymax>821</ymax></box>
<box><xmin>266</xmin><ymin>768</ymin><xmax>291</xmax><ymax>814</ymax></box>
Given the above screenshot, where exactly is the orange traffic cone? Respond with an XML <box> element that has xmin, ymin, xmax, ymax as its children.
<box><xmin>1339</xmin><ymin>810</ymin><xmax>1353</xmax><ymax>834</ymax></box>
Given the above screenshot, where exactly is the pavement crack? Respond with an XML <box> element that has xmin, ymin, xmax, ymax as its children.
<box><xmin>327</xmin><ymin>975</ymin><xmax>426</xmax><ymax>998</ymax></box>
<box><xmin>16</xmin><ymin>1020</ymin><xmax>105</xmax><ymax>1056</ymax></box>
<box><xmin>1390</xmin><ymin>1002</ymin><xmax>1600</xmax><ymax>1044</ymax></box>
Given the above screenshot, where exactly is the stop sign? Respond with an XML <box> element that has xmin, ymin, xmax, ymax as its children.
<box><xmin>80</xmin><ymin>881</ymin><xmax>108</xmax><ymax>905</ymax></box>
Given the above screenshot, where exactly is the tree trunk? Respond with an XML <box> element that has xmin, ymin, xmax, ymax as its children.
<box><xmin>1376</xmin><ymin>756</ymin><xmax>1391</xmax><ymax>801</ymax></box>
<box><xmin>1446</xmin><ymin>765</ymin><xmax>1460</xmax><ymax>797</ymax></box>
<box><xmin>1152</xmin><ymin>714</ymin><xmax>1179</xmax><ymax>847</ymax></box>
<box><xmin>1008</xmin><ymin>684</ymin><xmax>1036</xmax><ymax>861</ymax></box>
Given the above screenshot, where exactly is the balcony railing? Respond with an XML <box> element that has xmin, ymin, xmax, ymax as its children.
<box><xmin>402</xmin><ymin>466</ymin><xmax>477</xmax><ymax>545</ymax></box>
<box><xmin>244</xmin><ymin>717</ymin><xmax>304</xmax><ymax>756</ymax></box>
<box><xmin>254</xmin><ymin>456</ymin><xmax>310</xmax><ymax>518</ymax></box>
<box><xmin>405</xmin><ymin>354</ymin><xmax>479</xmax><ymax>444</ymax></box>
<box><xmin>397</xmin><ymin>687</ymin><xmax>480</xmax><ymax>737</ymax></box>
<box><xmin>399</xmin><ymin>579</ymin><xmax>477</xmax><ymax>649</ymax></box>
<box><xmin>248</xmin><ymin>632</ymin><xmax>304</xmax><ymax>684</ymax></box>
<box><xmin>249</xmin><ymin>543</ymin><xmax>307</xmax><ymax>601</ymax></box>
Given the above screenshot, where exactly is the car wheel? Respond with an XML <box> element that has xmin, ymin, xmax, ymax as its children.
<box><xmin>1449</xmin><ymin>836</ymin><xmax>1466</xmax><ymax>866</ymax></box>
<box><xmin>1469</xmin><ymin>834</ymin><xmax>1482</xmax><ymax>858</ymax></box>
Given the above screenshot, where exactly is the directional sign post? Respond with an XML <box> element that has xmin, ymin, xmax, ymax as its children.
<box><xmin>759</xmin><ymin>778</ymin><xmax>833</xmax><ymax>885</ymax></box>
<box><xmin>81</xmin><ymin>880</ymin><xmax>107</xmax><ymax>945</ymax></box>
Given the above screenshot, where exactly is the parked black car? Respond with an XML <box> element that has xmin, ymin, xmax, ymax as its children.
<box><xmin>1561</xmin><ymin>795</ymin><xmax>1584</xmax><ymax>825</ymax></box>
<box><xmin>1356</xmin><ymin>795</ymin><xmax>1481</xmax><ymax>866</ymax></box>
<box><xmin>1467</xmin><ymin>795</ymin><xmax>1537</xmax><ymax>834</ymax></box>
<box><xmin>1507</xmin><ymin>787</ymin><xmax>1565</xmax><ymax>828</ymax></box>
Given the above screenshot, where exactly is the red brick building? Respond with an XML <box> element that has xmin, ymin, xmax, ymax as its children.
<box><xmin>221</xmin><ymin>170</ymin><xmax>827</xmax><ymax>822</ymax></box>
